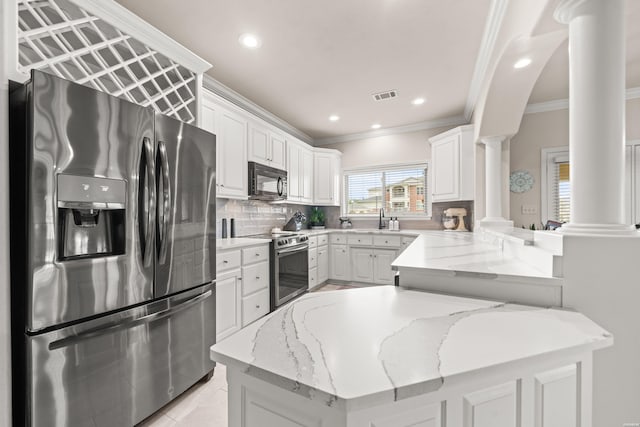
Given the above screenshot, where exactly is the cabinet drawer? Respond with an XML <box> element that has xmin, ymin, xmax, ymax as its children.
<box><xmin>308</xmin><ymin>236</ymin><xmax>318</xmax><ymax>248</ymax></box>
<box><xmin>308</xmin><ymin>248</ymin><xmax>318</xmax><ymax>268</ymax></box>
<box><xmin>242</xmin><ymin>288</ymin><xmax>269</xmax><ymax>326</ymax></box>
<box><xmin>318</xmin><ymin>234</ymin><xmax>329</xmax><ymax>246</ymax></box>
<box><xmin>242</xmin><ymin>244</ymin><xmax>270</xmax><ymax>265</ymax></box>
<box><xmin>330</xmin><ymin>233</ymin><xmax>347</xmax><ymax>244</ymax></box>
<box><xmin>309</xmin><ymin>267</ymin><xmax>318</xmax><ymax>289</ymax></box>
<box><xmin>348</xmin><ymin>234</ymin><xmax>373</xmax><ymax>246</ymax></box>
<box><xmin>373</xmin><ymin>235</ymin><xmax>401</xmax><ymax>247</ymax></box>
<box><xmin>217</xmin><ymin>249</ymin><xmax>241</xmax><ymax>273</ymax></box>
<box><xmin>242</xmin><ymin>261</ymin><xmax>270</xmax><ymax>296</ymax></box>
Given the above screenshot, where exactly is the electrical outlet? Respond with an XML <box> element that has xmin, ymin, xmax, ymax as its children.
<box><xmin>521</xmin><ymin>205</ymin><xmax>537</xmax><ymax>215</ymax></box>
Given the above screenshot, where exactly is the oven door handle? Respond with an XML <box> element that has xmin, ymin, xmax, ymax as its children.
<box><xmin>276</xmin><ymin>244</ymin><xmax>309</xmax><ymax>256</ymax></box>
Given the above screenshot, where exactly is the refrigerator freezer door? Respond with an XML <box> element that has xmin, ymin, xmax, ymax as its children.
<box><xmin>27</xmin><ymin>284</ymin><xmax>216</xmax><ymax>427</ymax></box>
<box><xmin>24</xmin><ymin>70</ymin><xmax>155</xmax><ymax>331</ymax></box>
<box><xmin>154</xmin><ymin>114</ymin><xmax>216</xmax><ymax>297</ymax></box>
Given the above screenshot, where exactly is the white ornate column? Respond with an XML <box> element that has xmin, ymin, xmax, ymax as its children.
<box><xmin>555</xmin><ymin>0</ymin><xmax>634</xmax><ymax>235</ymax></box>
<box><xmin>479</xmin><ymin>136</ymin><xmax>513</xmax><ymax>229</ymax></box>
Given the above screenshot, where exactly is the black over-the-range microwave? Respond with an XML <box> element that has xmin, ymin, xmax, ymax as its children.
<box><xmin>248</xmin><ymin>161</ymin><xmax>287</xmax><ymax>201</ymax></box>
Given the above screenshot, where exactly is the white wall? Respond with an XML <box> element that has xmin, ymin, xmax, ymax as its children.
<box><xmin>322</xmin><ymin>127</ymin><xmax>454</xmax><ymax>170</ymax></box>
<box><xmin>561</xmin><ymin>235</ymin><xmax>640</xmax><ymax>425</ymax></box>
<box><xmin>509</xmin><ymin>97</ymin><xmax>640</xmax><ymax>228</ymax></box>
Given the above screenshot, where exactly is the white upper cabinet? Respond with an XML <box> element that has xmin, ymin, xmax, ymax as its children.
<box><xmin>201</xmin><ymin>90</ymin><xmax>248</xmax><ymax>199</ymax></box>
<box><xmin>269</xmin><ymin>132</ymin><xmax>287</xmax><ymax>170</ymax></box>
<box><xmin>429</xmin><ymin>125</ymin><xmax>475</xmax><ymax>202</ymax></box>
<box><xmin>248</xmin><ymin>122</ymin><xmax>286</xmax><ymax>170</ymax></box>
<box><xmin>287</xmin><ymin>138</ymin><xmax>314</xmax><ymax>204</ymax></box>
<box><xmin>249</xmin><ymin>123</ymin><xmax>270</xmax><ymax>165</ymax></box>
<box><xmin>314</xmin><ymin>149</ymin><xmax>341</xmax><ymax>206</ymax></box>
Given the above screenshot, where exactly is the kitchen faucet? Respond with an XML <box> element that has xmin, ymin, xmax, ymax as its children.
<box><xmin>379</xmin><ymin>207</ymin><xmax>386</xmax><ymax>229</ymax></box>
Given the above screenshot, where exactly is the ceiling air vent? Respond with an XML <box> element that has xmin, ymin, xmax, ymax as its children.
<box><xmin>372</xmin><ymin>90</ymin><xmax>398</xmax><ymax>102</ymax></box>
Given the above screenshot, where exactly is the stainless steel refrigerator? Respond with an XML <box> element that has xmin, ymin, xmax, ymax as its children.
<box><xmin>9</xmin><ymin>70</ymin><xmax>217</xmax><ymax>426</ymax></box>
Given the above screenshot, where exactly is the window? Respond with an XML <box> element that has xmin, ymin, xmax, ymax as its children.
<box><xmin>344</xmin><ymin>163</ymin><xmax>430</xmax><ymax>217</ymax></box>
<box><xmin>541</xmin><ymin>148</ymin><xmax>570</xmax><ymax>223</ymax></box>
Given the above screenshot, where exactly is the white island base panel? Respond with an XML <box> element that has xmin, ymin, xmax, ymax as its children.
<box><xmin>227</xmin><ymin>356</ymin><xmax>591</xmax><ymax>427</ymax></box>
<box><xmin>211</xmin><ymin>287</ymin><xmax>611</xmax><ymax>427</ymax></box>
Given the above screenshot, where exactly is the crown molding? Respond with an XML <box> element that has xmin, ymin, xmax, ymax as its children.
<box><xmin>314</xmin><ymin>115</ymin><xmax>468</xmax><ymax>146</ymax></box>
<box><xmin>525</xmin><ymin>86</ymin><xmax>640</xmax><ymax>115</ymax></box>
<box><xmin>464</xmin><ymin>0</ymin><xmax>509</xmax><ymax>121</ymax></box>
<box><xmin>524</xmin><ymin>98</ymin><xmax>569</xmax><ymax>114</ymax></box>
<box><xmin>202</xmin><ymin>74</ymin><xmax>313</xmax><ymax>144</ymax></box>
<box><xmin>553</xmin><ymin>0</ymin><xmax>590</xmax><ymax>24</ymax></box>
<box><xmin>69</xmin><ymin>0</ymin><xmax>211</xmax><ymax>73</ymax></box>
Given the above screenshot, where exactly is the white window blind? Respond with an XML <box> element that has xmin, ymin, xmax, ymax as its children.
<box><xmin>551</xmin><ymin>159</ymin><xmax>570</xmax><ymax>223</ymax></box>
<box><xmin>344</xmin><ymin>164</ymin><xmax>430</xmax><ymax>217</ymax></box>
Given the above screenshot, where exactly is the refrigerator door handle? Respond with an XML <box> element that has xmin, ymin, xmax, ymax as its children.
<box><xmin>48</xmin><ymin>288</ymin><xmax>214</xmax><ymax>351</ymax></box>
<box><xmin>139</xmin><ymin>137</ymin><xmax>156</xmax><ymax>267</ymax></box>
<box><xmin>158</xmin><ymin>140</ymin><xmax>171</xmax><ymax>263</ymax></box>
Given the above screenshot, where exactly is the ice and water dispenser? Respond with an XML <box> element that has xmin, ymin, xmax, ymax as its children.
<box><xmin>57</xmin><ymin>174</ymin><xmax>126</xmax><ymax>260</ymax></box>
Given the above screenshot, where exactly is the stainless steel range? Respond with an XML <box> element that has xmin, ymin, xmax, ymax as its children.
<box><xmin>272</xmin><ymin>233</ymin><xmax>310</xmax><ymax>309</ymax></box>
<box><xmin>247</xmin><ymin>232</ymin><xmax>309</xmax><ymax>310</ymax></box>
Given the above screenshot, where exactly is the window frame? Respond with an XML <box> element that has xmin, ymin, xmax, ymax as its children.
<box><xmin>342</xmin><ymin>162</ymin><xmax>432</xmax><ymax>219</ymax></box>
<box><xmin>541</xmin><ymin>147</ymin><xmax>569</xmax><ymax>224</ymax></box>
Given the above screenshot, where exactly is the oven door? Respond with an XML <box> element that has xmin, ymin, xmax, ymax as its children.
<box><xmin>273</xmin><ymin>244</ymin><xmax>308</xmax><ymax>309</ymax></box>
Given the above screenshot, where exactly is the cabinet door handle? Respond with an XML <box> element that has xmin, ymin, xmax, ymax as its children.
<box><xmin>255</xmin><ymin>253</ymin><xmax>260</xmax><ymax>256</ymax></box>
<box><xmin>256</xmin><ymin>304</ymin><xmax>260</xmax><ymax>309</ymax></box>
<box><xmin>256</xmin><ymin>276</ymin><xmax>260</xmax><ymax>280</ymax></box>
<box><xmin>223</xmin><ymin>260</ymin><xmax>228</xmax><ymax>264</ymax></box>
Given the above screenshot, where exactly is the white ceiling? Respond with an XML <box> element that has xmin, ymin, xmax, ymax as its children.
<box><xmin>115</xmin><ymin>0</ymin><xmax>640</xmax><ymax>140</ymax></box>
<box><xmin>115</xmin><ymin>0</ymin><xmax>490</xmax><ymax>139</ymax></box>
<box><xmin>529</xmin><ymin>0</ymin><xmax>640</xmax><ymax>104</ymax></box>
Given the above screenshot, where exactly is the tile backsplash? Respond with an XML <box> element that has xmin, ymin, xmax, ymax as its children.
<box><xmin>216</xmin><ymin>199</ymin><xmax>335</xmax><ymax>237</ymax></box>
<box><xmin>217</xmin><ymin>199</ymin><xmax>474</xmax><ymax>236</ymax></box>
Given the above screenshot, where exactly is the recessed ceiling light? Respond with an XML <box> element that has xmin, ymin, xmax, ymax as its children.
<box><xmin>411</xmin><ymin>97</ymin><xmax>425</xmax><ymax>106</ymax></box>
<box><xmin>239</xmin><ymin>33</ymin><xmax>262</xmax><ymax>49</ymax></box>
<box><xmin>329</xmin><ymin>115</ymin><xmax>340</xmax><ymax>122</ymax></box>
<box><xmin>513</xmin><ymin>57</ymin><xmax>532</xmax><ymax>69</ymax></box>
<box><xmin>371</xmin><ymin>123</ymin><xmax>381</xmax><ymax>129</ymax></box>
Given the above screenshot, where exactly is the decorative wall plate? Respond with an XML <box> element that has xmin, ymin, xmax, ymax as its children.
<box><xmin>510</xmin><ymin>170</ymin><xmax>534</xmax><ymax>193</ymax></box>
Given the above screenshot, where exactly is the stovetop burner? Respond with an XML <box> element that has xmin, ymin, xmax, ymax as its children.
<box><xmin>243</xmin><ymin>232</ymin><xmax>309</xmax><ymax>249</ymax></box>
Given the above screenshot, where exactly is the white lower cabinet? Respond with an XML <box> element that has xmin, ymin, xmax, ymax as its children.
<box><xmin>309</xmin><ymin>267</ymin><xmax>318</xmax><ymax>289</ymax></box>
<box><xmin>308</xmin><ymin>235</ymin><xmax>329</xmax><ymax>288</ymax></box>
<box><xmin>351</xmin><ymin>247</ymin><xmax>374</xmax><ymax>282</ymax></box>
<box><xmin>330</xmin><ymin>244</ymin><xmax>350</xmax><ymax>280</ymax></box>
<box><xmin>217</xmin><ymin>243</ymin><xmax>270</xmax><ymax>337</ymax></box>
<box><xmin>350</xmin><ymin>246</ymin><xmax>398</xmax><ymax>285</ymax></box>
<box><xmin>229</xmin><ymin>362</ymin><xmax>585</xmax><ymax>427</ymax></box>
<box><xmin>317</xmin><ymin>245</ymin><xmax>329</xmax><ymax>284</ymax></box>
<box><xmin>372</xmin><ymin>249</ymin><xmax>397</xmax><ymax>285</ymax></box>
<box><xmin>242</xmin><ymin>288</ymin><xmax>269</xmax><ymax>326</ymax></box>
<box><xmin>463</xmin><ymin>381</ymin><xmax>517</xmax><ymax>427</ymax></box>
<box><xmin>215</xmin><ymin>271</ymin><xmax>242</xmax><ymax>341</ymax></box>
<box><xmin>534</xmin><ymin>365</ymin><xmax>577</xmax><ymax>427</ymax></box>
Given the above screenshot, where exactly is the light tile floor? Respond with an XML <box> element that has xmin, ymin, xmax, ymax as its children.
<box><xmin>137</xmin><ymin>283</ymin><xmax>361</xmax><ymax>427</ymax></box>
<box><xmin>137</xmin><ymin>364</ymin><xmax>228</xmax><ymax>427</ymax></box>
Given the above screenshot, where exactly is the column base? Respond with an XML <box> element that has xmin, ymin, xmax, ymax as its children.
<box><xmin>478</xmin><ymin>217</ymin><xmax>514</xmax><ymax>230</ymax></box>
<box><xmin>558</xmin><ymin>223</ymin><xmax>639</xmax><ymax>236</ymax></box>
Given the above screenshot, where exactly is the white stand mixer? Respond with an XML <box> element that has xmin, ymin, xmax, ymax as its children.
<box><xmin>442</xmin><ymin>207</ymin><xmax>468</xmax><ymax>231</ymax></box>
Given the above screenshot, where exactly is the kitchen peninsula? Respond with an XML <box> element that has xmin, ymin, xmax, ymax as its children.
<box><xmin>211</xmin><ymin>286</ymin><xmax>611</xmax><ymax>427</ymax></box>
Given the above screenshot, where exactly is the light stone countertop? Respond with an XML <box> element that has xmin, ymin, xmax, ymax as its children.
<box><xmin>216</xmin><ymin>237</ymin><xmax>271</xmax><ymax>250</ymax></box>
<box><xmin>391</xmin><ymin>231</ymin><xmax>559</xmax><ymax>282</ymax></box>
<box><xmin>210</xmin><ymin>286</ymin><xmax>611</xmax><ymax>408</ymax></box>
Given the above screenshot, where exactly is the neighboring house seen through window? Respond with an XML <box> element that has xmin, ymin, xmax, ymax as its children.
<box><xmin>344</xmin><ymin>164</ymin><xmax>430</xmax><ymax>217</ymax></box>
